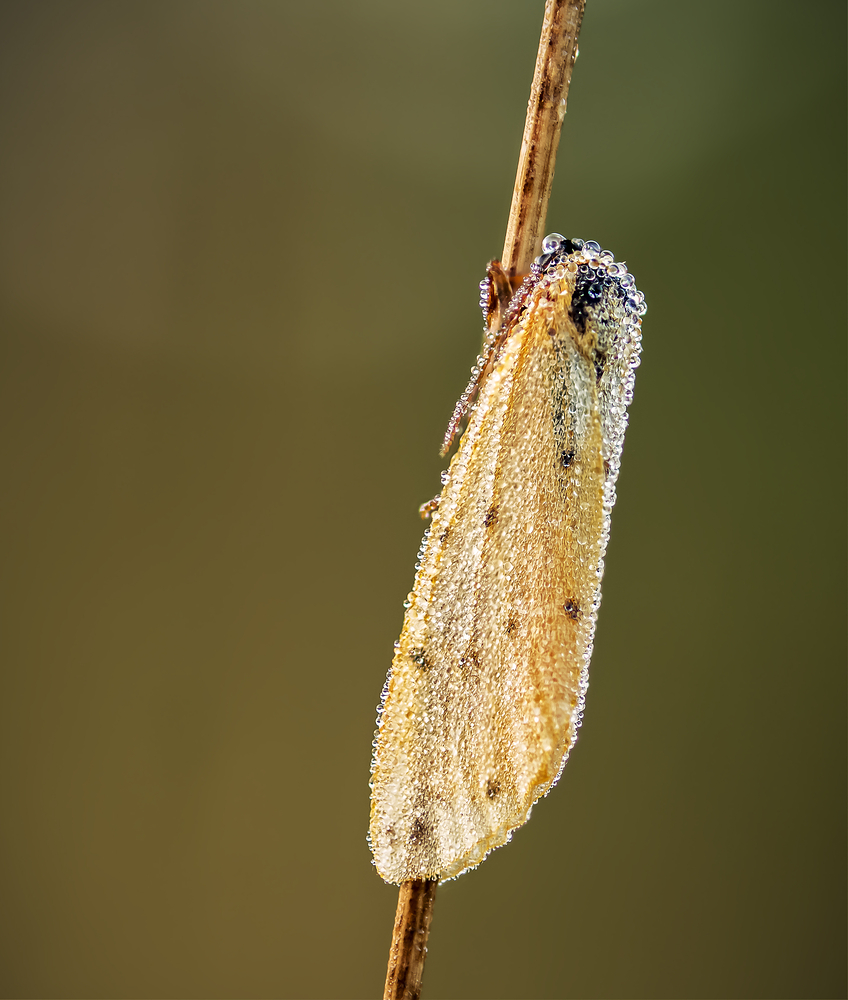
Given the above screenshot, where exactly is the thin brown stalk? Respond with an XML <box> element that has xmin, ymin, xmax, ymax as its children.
<box><xmin>383</xmin><ymin>879</ymin><xmax>438</xmax><ymax>1000</ymax></box>
<box><xmin>382</xmin><ymin>3</ymin><xmax>585</xmax><ymax>997</ymax></box>
<box><xmin>501</xmin><ymin>0</ymin><xmax>586</xmax><ymax>278</ymax></box>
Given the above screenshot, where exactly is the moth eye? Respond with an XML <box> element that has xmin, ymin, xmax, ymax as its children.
<box><xmin>536</xmin><ymin>235</ymin><xmax>584</xmax><ymax>271</ymax></box>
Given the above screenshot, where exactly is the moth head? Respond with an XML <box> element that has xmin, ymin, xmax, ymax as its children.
<box><xmin>535</xmin><ymin>234</ymin><xmax>646</xmax><ymax>360</ymax></box>
<box><xmin>533</xmin><ymin>233</ymin><xmax>585</xmax><ymax>271</ymax></box>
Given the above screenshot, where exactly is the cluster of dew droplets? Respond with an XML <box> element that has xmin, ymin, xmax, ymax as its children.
<box><xmin>527</xmin><ymin>233</ymin><xmax>647</xmax><ymax>793</ymax></box>
<box><xmin>371</xmin><ymin>231</ymin><xmax>647</xmax><ymax>880</ymax></box>
<box><xmin>440</xmin><ymin>232</ymin><xmax>646</xmax><ymax>797</ymax></box>
<box><xmin>444</xmin><ymin>233</ymin><xmax>647</xmax><ymax>805</ymax></box>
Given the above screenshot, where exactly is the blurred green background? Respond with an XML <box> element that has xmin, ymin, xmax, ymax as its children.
<box><xmin>0</xmin><ymin>1</ymin><xmax>844</xmax><ymax>998</ymax></box>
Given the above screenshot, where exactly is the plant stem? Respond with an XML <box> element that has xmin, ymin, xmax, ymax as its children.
<box><xmin>383</xmin><ymin>879</ymin><xmax>438</xmax><ymax>1000</ymax></box>
<box><xmin>501</xmin><ymin>0</ymin><xmax>585</xmax><ymax>278</ymax></box>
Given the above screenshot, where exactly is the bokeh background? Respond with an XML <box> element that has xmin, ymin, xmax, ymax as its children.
<box><xmin>1</xmin><ymin>1</ymin><xmax>844</xmax><ymax>998</ymax></box>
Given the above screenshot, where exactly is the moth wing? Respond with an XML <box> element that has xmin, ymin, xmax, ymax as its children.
<box><xmin>370</xmin><ymin>281</ymin><xmax>606</xmax><ymax>883</ymax></box>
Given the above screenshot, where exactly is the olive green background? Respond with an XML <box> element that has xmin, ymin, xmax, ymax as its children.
<box><xmin>0</xmin><ymin>2</ymin><xmax>844</xmax><ymax>998</ymax></box>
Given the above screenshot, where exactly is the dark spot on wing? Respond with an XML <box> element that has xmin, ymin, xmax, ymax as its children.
<box><xmin>460</xmin><ymin>648</ymin><xmax>480</xmax><ymax>669</ymax></box>
<box><xmin>439</xmin><ymin>526</ymin><xmax>451</xmax><ymax>544</ymax></box>
<box><xmin>560</xmin><ymin>449</ymin><xmax>575</xmax><ymax>469</ymax></box>
<box><xmin>486</xmin><ymin>778</ymin><xmax>500</xmax><ymax>799</ymax></box>
<box><xmin>409</xmin><ymin>647</ymin><xmax>430</xmax><ymax>669</ymax></box>
<box><xmin>563</xmin><ymin>599</ymin><xmax>582</xmax><ymax>621</ymax></box>
<box><xmin>504</xmin><ymin>613</ymin><xmax>520</xmax><ymax>636</ymax></box>
<box><xmin>484</xmin><ymin>504</ymin><xmax>499</xmax><ymax>528</ymax></box>
<box><xmin>409</xmin><ymin>818</ymin><xmax>428</xmax><ymax>845</ymax></box>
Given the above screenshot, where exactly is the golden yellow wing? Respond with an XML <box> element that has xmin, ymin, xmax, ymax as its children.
<box><xmin>370</xmin><ymin>237</ymin><xmax>644</xmax><ymax>883</ymax></box>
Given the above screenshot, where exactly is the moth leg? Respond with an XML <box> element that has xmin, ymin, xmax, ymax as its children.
<box><xmin>419</xmin><ymin>495</ymin><xmax>440</xmax><ymax>520</ymax></box>
<box><xmin>481</xmin><ymin>260</ymin><xmax>514</xmax><ymax>334</ymax></box>
<box><xmin>441</xmin><ymin>260</ymin><xmax>535</xmax><ymax>457</ymax></box>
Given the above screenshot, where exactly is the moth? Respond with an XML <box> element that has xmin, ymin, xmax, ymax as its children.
<box><xmin>370</xmin><ymin>235</ymin><xmax>645</xmax><ymax>884</ymax></box>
